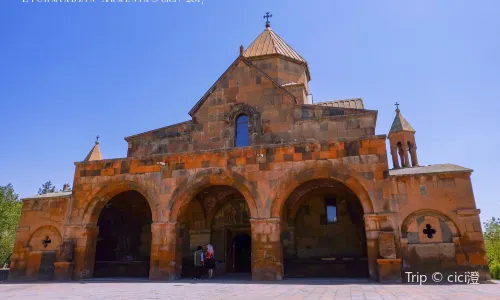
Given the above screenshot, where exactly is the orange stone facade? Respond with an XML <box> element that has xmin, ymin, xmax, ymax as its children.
<box><xmin>9</xmin><ymin>25</ymin><xmax>490</xmax><ymax>283</ymax></box>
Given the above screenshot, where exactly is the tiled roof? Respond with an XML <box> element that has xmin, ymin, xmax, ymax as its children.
<box><xmin>389</xmin><ymin>164</ymin><xmax>472</xmax><ymax>176</ymax></box>
<box><xmin>244</xmin><ymin>27</ymin><xmax>306</xmax><ymax>63</ymax></box>
<box><xmin>315</xmin><ymin>98</ymin><xmax>364</xmax><ymax>109</ymax></box>
<box><xmin>84</xmin><ymin>142</ymin><xmax>102</xmax><ymax>161</ymax></box>
<box><xmin>389</xmin><ymin>111</ymin><xmax>415</xmax><ymax>133</ymax></box>
<box><xmin>22</xmin><ymin>191</ymin><xmax>72</xmax><ymax>200</ymax></box>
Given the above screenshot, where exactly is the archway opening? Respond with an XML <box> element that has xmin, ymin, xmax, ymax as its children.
<box><xmin>232</xmin><ymin>233</ymin><xmax>251</xmax><ymax>273</ymax></box>
<box><xmin>281</xmin><ymin>179</ymin><xmax>369</xmax><ymax>278</ymax></box>
<box><xmin>93</xmin><ymin>190</ymin><xmax>152</xmax><ymax>278</ymax></box>
<box><xmin>178</xmin><ymin>185</ymin><xmax>251</xmax><ymax>278</ymax></box>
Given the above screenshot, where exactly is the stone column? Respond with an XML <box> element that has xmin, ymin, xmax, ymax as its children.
<box><xmin>364</xmin><ymin>214</ymin><xmax>402</xmax><ymax>283</ymax></box>
<box><xmin>65</xmin><ymin>225</ymin><xmax>99</xmax><ymax>280</ymax></box>
<box><xmin>409</xmin><ymin>146</ymin><xmax>419</xmax><ymax>166</ymax></box>
<box><xmin>400</xmin><ymin>238</ymin><xmax>409</xmax><ymax>270</ymax></box>
<box><xmin>402</xmin><ymin>145</ymin><xmax>410</xmax><ymax>167</ymax></box>
<box><xmin>149</xmin><ymin>222</ymin><xmax>181</xmax><ymax>280</ymax></box>
<box><xmin>363</xmin><ymin>216</ymin><xmax>380</xmax><ymax>282</ymax></box>
<box><xmin>390</xmin><ymin>147</ymin><xmax>400</xmax><ymax>169</ymax></box>
<box><xmin>377</xmin><ymin>232</ymin><xmax>402</xmax><ymax>283</ymax></box>
<box><xmin>397</xmin><ymin>146</ymin><xmax>405</xmax><ymax>167</ymax></box>
<box><xmin>250</xmin><ymin>218</ymin><xmax>283</xmax><ymax>281</ymax></box>
<box><xmin>54</xmin><ymin>240</ymin><xmax>75</xmax><ymax>281</ymax></box>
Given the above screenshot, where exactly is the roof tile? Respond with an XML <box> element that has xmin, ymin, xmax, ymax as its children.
<box><xmin>389</xmin><ymin>111</ymin><xmax>415</xmax><ymax>133</ymax></box>
<box><xmin>244</xmin><ymin>27</ymin><xmax>306</xmax><ymax>63</ymax></box>
<box><xmin>315</xmin><ymin>98</ymin><xmax>365</xmax><ymax>109</ymax></box>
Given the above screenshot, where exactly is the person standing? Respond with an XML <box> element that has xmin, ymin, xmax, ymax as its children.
<box><xmin>193</xmin><ymin>246</ymin><xmax>204</xmax><ymax>279</ymax></box>
<box><xmin>205</xmin><ymin>244</ymin><xmax>215</xmax><ymax>279</ymax></box>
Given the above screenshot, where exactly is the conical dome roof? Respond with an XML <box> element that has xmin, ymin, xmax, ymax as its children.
<box><xmin>84</xmin><ymin>141</ymin><xmax>102</xmax><ymax>161</ymax></box>
<box><xmin>389</xmin><ymin>109</ymin><xmax>415</xmax><ymax>133</ymax></box>
<box><xmin>243</xmin><ymin>27</ymin><xmax>307</xmax><ymax>64</ymax></box>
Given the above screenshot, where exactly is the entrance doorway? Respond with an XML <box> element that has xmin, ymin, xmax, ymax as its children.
<box><xmin>232</xmin><ymin>233</ymin><xmax>251</xmax><ymax>273</ymax></box>
<box><xmin>93</xmin><ymin>190</ymin><xmax>152</xmax><ymax>278</ymax></box>
<box><xmin>180</xmin><ymin>186</ymin><xmax>252</xmax><ymax>277</ymax></box>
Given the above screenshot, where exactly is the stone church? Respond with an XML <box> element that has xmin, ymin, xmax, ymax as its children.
<box><xmin>9</xmin><ymin>19</ymin><xmax>490</xmax><ymax>283</ymax></box>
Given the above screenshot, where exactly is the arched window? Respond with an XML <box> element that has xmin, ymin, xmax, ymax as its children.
<box><xmin>235</xmin><ymin>114</ymin><xmax>250</xmax><ymax>147</ymax></box>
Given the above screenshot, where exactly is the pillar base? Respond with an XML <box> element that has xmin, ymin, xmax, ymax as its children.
<box><xmin>377</xmin><ymin>259</ymin><xmax>402</xmax><ymax>283</ymax></box>
<box><xmin>149</xmin><ymin>223</ymin><xmax>181</xmax><ymax>281</ymax></box>
<box><xmin>149</xmin><ymin>260</ymin><xmax>181</xmax><ymax>281</ymax></box>
<box><xmin>54</xmin><ymin>262</ymin><xmax>75</xmax><ymax>281</ymax></box>
<box><xmin>250</xmin><ymin>218</ymin><xmax>283</xmax><ymax>281</ymax></box>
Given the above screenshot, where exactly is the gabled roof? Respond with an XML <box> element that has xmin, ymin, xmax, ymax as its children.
<box><xmin>188</xmin><ymin>56</ymin><xmax>297</xmax><ymax>117</ymax></box>
<box><xmin>244</xmin><ymin>27</ymin><xmax>306</xmax><ymax>64</ymax></box>
<box><xmin>84</xmin><ymin>142</ymin><xmax>102</xmax><ymax>161</ymax></box>
<box><xmin>22</xmin><ymin>191</ymin><xmax>72</xmax><ymax>201</ymax></box>
<box><xmin>315</xmin><ymin>98</ymin><xmax>364</xmax><ymax>109</ymax></box>
<box><xmin>389</xmin><ymin>109</ymin><xmax>415</xmax><ymax>133</ymax></box>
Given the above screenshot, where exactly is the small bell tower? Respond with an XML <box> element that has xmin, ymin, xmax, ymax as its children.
<box><xmin>388</xmin><ymin>103</ymin><xmax>418</xmax><ymax>168</ymax></box>
<box><xmin>84</xmin><ymin>135</ymin><xmax>103</xmax><ymax>162</ymax></box>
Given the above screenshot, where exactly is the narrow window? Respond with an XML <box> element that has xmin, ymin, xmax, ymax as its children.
<box><xmin>397</xmin><ymin>142</ymin><xmax>405</xmax><ymax>167</ymax></box>
<box><xmin>407</xmin><ymin>141</ymin><xmax>413</xmax><ymax>166</ymax></box>
<box><xmin>324</xmin><ymin>197</ymin><xmax>338</xmax><ymax>224</ymax></box>
<box><xmin>235</xmin><ymin>114</ymin><xmax>249</xmax><ymax>147</ymax></box>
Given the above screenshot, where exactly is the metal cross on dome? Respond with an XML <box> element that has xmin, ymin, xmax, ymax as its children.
<box><xmin>394</xmin><ymin>102</ymin><xmax>400</xmax><ymax>110</ymax></box>
<box><xmin>423</xmin><ymin>224</ymin><xmax>436</xmax><ymax>239</ymax></box>
<box><xmin>42</xmin><ymin>236</ymin><xmax>52</xmax><ymax>248</ymax></box>
<box><xmin>263</xmin><ymin>12</ymin><xmax>272</xmax><ymax>27</ymax></box>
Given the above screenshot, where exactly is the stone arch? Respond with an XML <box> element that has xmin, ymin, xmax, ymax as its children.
<box><xmin>227</xmin><ymin>103</ymin><xmax>263</xmax><ymax>146</ymax></box>
<box><xmin>168</xmin><ymin>168</ymin><xmax>259</xmax><ymax>222</ymax></box>
<box><xmin>228</xmin><ymin>103</ymin><xmax>262</xmax><ymax>133</ymax></box>
<box><xmin>27</xmin><ymin>225</ymin><xmax>62</xmax><ymax>252</ymax></box>
<box><xmin>271</xmin><ymin>161</ymin><xmax>374</xmax><ymax>218</ymax></box>
<box><xmin>82</xmin><ymin>180</ymin><xmax>158</xmax><ymax>226</ymax></box>
<box><xmin>401</xmin><ymin>209</ymin><xmax>460</xmax><ymax>241</ymax></box>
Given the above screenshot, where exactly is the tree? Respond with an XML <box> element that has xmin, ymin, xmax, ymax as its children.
<box><xmin>38</xmin><ymin>181</ymin><xmax>56</xmax><ymax>195</ymax></box>
<box><xmin>484</xmin><ymin>217</ymin><xmax>500</xmax><ymax>279</ymax></box>
<box><xmin>0</xmin><ymin>184</ymin><xmax>22</xmax><ymax>268</ymax></box>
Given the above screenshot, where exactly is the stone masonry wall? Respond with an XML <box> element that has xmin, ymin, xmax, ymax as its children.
<box><xmin>125</xmin><ymin>58</ymin><xmax>377</xmax><ymax>158</ymax></box>
<box><xmin>392</xmin><ymin>172</ymin><xmax>490</xmax><ymax>281</ymax></box>
<box><xmin>250</xmin><ymin>57</ymin><xmax>309</xmax><ymax>95</ymax></box>
<box><xmin>9</xmin><ymin>195</ymin><xmax>70</xmax><ymax>280</ymax></box>
<box><xmin>66</xmin><ymin>136</ymin><xmax>390</xmax><ymax>280</ymax></box>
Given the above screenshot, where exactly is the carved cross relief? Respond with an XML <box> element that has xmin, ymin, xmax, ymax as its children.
<box><xmin>423</xmin><ymin>224</ymin><xmax>436</xmax><ymax>239</ymax></box>
<box><xmin>42</xmin><ymin>236</ymin><xmax>52</xmax><ymax>248</ymax></box>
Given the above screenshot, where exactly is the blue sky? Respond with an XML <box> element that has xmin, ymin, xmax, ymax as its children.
<box><xmin>1</xmin><ymin>0</ymin><xmax>499</xmax><ymax>223</ymax></box>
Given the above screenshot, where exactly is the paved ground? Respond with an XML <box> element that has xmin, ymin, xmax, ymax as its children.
<box><xmin>1</xmin><ymin>278</ymin><xmax>500</xmax><ymax>300</ymax></box>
